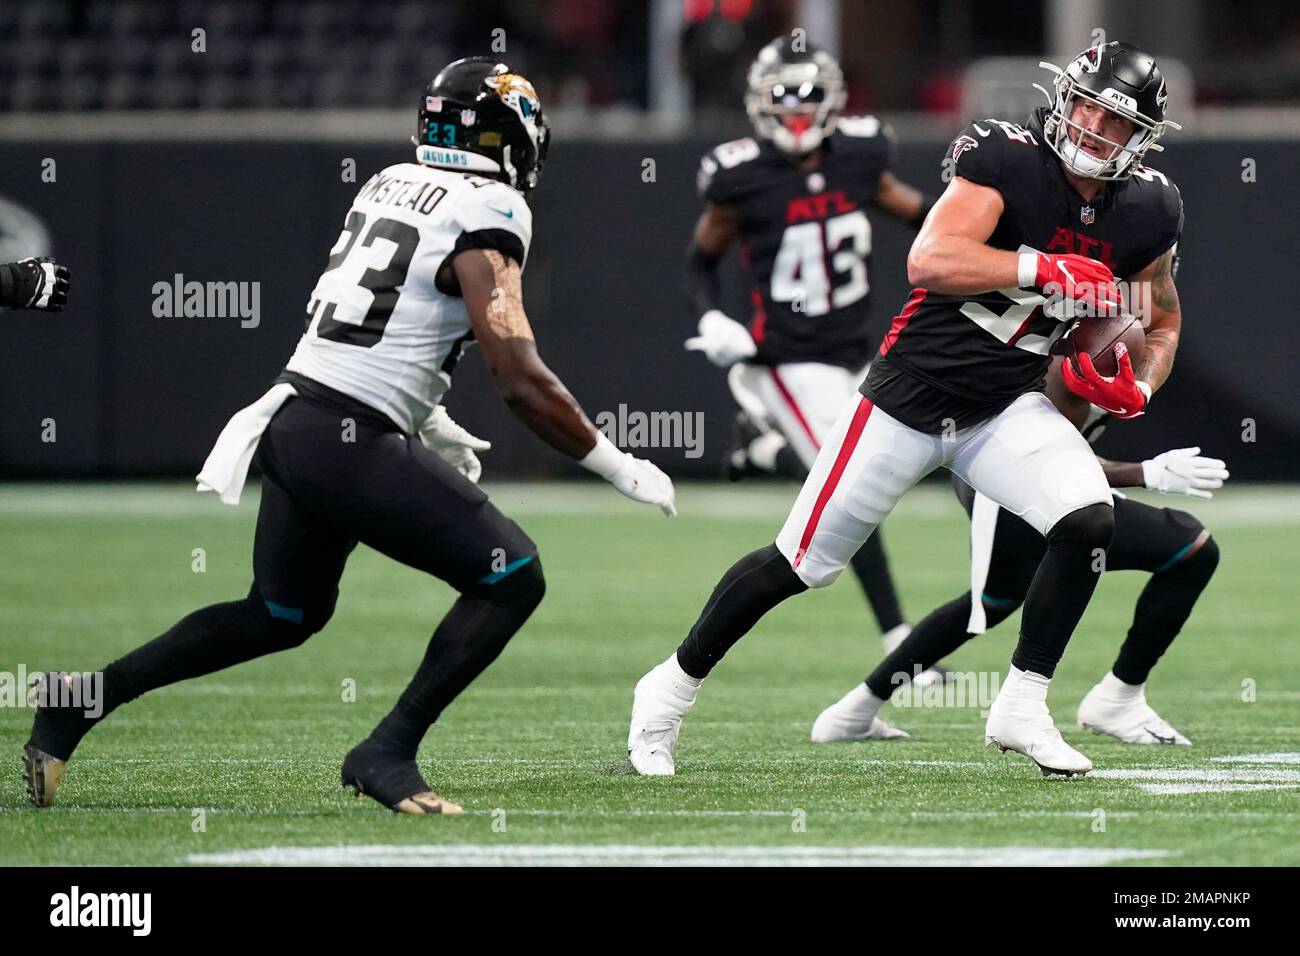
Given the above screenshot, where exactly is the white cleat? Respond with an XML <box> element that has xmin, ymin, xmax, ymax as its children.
<box><xmin>627</xmin><ymin>655</ymin><xmax>702</xmax><ymax>776</ymax></box>
<box><xmin>984</xmin><ymin>666</ymin><xmax>1092</xmax><ymax>777</ymax></box>
<box><xmin>1077</xmin><ymin>673</ymin><xmax>1191</xmax><ymax>745</ymax></box>
<box><xmin>810</xmin><ymin>683</ymin><xmax>909</xmax><ymax>742</ymax></box>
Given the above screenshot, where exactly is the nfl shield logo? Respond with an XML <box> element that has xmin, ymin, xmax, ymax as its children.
<box><xmin>1080</xmin><ymin>205</ymin><xmax>1095</xmax><ymax>225</ymax></box>
<box><xmin>461</xmin><ymin>109</ymin><xmax>476</xmax><ymax>127</ymax></box>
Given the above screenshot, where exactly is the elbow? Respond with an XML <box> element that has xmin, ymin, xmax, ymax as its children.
<box><xmin>494</xmin><ymin>365</ymin><xmax>546</xmax><ymax>412</ymax></box>
<box><xmin>907</xmin><ymin>230</ymin><xmax>949</xmax><ymax>287</ymax></box>
<box><xmin>906</xmin><ymin>245</ymin><xmax>936</xmax><ymax>287</ymax></box>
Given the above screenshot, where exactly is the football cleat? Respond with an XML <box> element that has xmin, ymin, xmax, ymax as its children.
<box><xmin>341</xmin><ymin>742</ymin><xmax>463</xmax><ymax>815</ymax></box>
<box><xmin>627</xmin><ymin>655</ymin><xmax>702</xmax><ymax>776</ymax></box>
<box><xmin>810</xmin><ymin>682</ymin><xmax>909</xmax><ymax>743</ymax></box>
<box><xmin>22</xmin><ymin>672</ymin><xmax>94</xmax><ymax>808</ymax></box>
<box><xmin>985</xmin><ymin>667</ymin><xmax>1092</xmax><ymax>777</ymax></box>
<box><xmin>21</xmin><ymin>744</ymin><xmax>67</xmax><ymax>808</ymax></box>
<box><xmin>1077</xmin><ymin>674</ymin><xmax>1190</xmax><ymax>745</ymax></box>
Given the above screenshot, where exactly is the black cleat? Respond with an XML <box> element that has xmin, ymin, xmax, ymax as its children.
<box><xmin>21</xmin><ymin>744</ymin><xmax>67</xmax><ymax>808</ymax></box>
<box><xmin>22</xmin><ymin>672</ymin><xmax>97</xmax><ymax>807</ymax></box>
<box><xmin>340</xmin><ymin>742</ymin><xmax>463</xmax><ymax>816</ymax></box>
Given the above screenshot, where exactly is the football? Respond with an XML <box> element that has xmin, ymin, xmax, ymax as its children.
<box><xmin>1058</xmin><ymin>313</ymin><xmax>1147</xmax><ymax>377</ymax></box>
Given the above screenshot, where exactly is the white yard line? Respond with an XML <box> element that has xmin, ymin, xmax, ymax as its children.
<box><xmin>3</xmin><ymin>805</ymin><xmax>1296</xmax><ymax>820</ymax></box>
<box><xmin>1135</xmin><ymin>783</ymin><xmax>1300</xmax><ymax>795</ymax></box>
<box><xmin>1211</xmin><ymin>752</ymin><xmax>1300</xmax><ymax>764</ymax></box>
<box><xmin>186</xmin><ymin>843</ymin><xmax>1176</xmax><ymax>867</ymax></box>
<box><xmin>1091</xmin><ymin>768</ymin><xmax>1300</xmax><ymax>782</ymax></box>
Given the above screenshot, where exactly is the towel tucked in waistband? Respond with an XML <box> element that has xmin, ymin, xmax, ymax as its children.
<box><xmin>196</xmin><ymin>383</ymin><xmax>298</xmax><ymax>506</ymax></box>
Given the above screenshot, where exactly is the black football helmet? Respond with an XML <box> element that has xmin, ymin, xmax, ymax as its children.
<box><xmin>745</xmin><ymin>35</ymin><xmax>846</xmax><ymax>156</ymax></box>
<box><xmin>1036</xmin><ymin>41</ymin><xmax>1181</xmax><ymax>180</ymax></box>
<box><xmin>414</xmin><ymin>57</ymin><xmax>549</xmax><ymax>195</ymax></box>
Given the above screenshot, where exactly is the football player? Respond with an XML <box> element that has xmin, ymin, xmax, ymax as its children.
<box><xmin>811</xmin><ymin>361</ymin><xmax>1227</xmax><ymax>746</ymax></box>
<box><xmin>686</xmin><ymin>36</ymin><xmax>936</xmax><ymax>675</ymax></box>
<box><xmin>629</xmin><ymin>41</ymin><xmax>1185</xmax><ymax>777</ymax></box>
<box><xmin>24</xmin><ymin>57</ymin><xmax>675</xmax><ymax>814</ymax></box>
<box><xmin>0</xmin><ymin>257</ymin><xmax>69</xmax><ymax>311</ymax></box>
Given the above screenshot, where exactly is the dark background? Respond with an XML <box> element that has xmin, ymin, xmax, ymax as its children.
<box><xmin>0</xmin><ymin>133</ymin><xmax>1294</xmax><ymax>480</ymax></box>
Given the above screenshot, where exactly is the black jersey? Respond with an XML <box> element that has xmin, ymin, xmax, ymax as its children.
<box><xmin>864</xmin><ymin>109</ymin><xmax>1183</xmax><ymax>433</ymax></box>
<box><xmin>699</xmin><ymin>116</ymin><xmax>893</xmax><ymax>369</ymax></box>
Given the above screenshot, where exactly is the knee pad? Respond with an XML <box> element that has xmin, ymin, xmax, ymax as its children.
<box><xmin>1049</xmin><ymin>502</ymin><xmax>1115</xmax><ymax>552</ymax></box>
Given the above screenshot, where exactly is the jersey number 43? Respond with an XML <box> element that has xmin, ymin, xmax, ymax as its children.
<box><xmin>770</xmin><ymin>210</ymin><xmax>870</xmax><ymax>317</ymax></box>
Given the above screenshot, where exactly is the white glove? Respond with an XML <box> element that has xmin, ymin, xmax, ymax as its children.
<box><xmin>418</xmin><ymin>405</ymin><xmax>491</xmax><ymax>484</ymax></box>
<box><xmin>685</xmin><ymin>309</ymin><xmax>756</xmax><ymax>367</ymax></box>
<box><xmin>580</xmin><ymin>433</ymin><xmax>677</xmax><ymax>516</ymax></box>
<box><xmin>1141</xmin><ymin>446</ymin><xmax>1229</xmax><ymax>499</ymax></box>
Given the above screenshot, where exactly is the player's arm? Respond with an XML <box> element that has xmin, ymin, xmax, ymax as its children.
<box><xmin>684</xmin><ymin>201</ymin><xmax>738</xmax><ymax>317</ymax></box>
<box><xmin>0</xmin><ymin>257</ymin><xmax>69</xmax><ymax>311</ymax></box>
<box><xmin>909</xmin><ymin>176</ymin><xmax>1117</xmax><ymax>312</ymax></box>
<box><xmin>905</xmin><ymin>177</ymin><xmax>1010</xmax><ymax>293</ymax></box>
<box><xmin>1128</xmin><ymin>247</ymin><xmax>1180</xmax><ymax>395</ymax></box>
<box><xmin>872</xmin><ymin>171</ymin><xmax>933</xmax><ymax>230</ymax></box>
<box><xmin>1095</xmin><ymin>457</ymin><xmax>1143</xmax><ymax>488</ymax></box>
<box><xmin>682</xmin><ymin>202</ymin><xmax>756</xmax><ymax>367</ymax></box>
<box><xmin>1097</xmin><ymin>450</ymin><xmax>1227</xmax><ymax>498</ymax></box>
<box><xmin>455</xmin><ymin>248</ymin><xmax>592</xmax><ymax>458</ymax></box>
<box><xmin>454</xmin><ymin>248</ymin><xmax>676</xmax><ymax>515</ymax></box>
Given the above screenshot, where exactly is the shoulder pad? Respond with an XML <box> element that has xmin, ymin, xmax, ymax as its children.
<box><xmin>699</xmin><ymin>137</ymin><xmax>762</xmax><ymax>199</ymax></box>
<box><xmin>836</xmin><ymin>115</ymin><xmax>885</xmax><ymax>138</ymax></box>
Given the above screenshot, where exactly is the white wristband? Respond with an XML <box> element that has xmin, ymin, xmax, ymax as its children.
<box><xmin>1136</xmin><ymin>380</ymin><xmax>1152</xmax><ymax>403</ymax></box>
<box><xmin>1018</xmin><ymin>252</ymin><xmax>1040</xmax><ymax>289</ymax></box>
<box><xmin>580</xmin><ymin>431</ymin><xmax>626</xmax><ymax>480</ymax></box>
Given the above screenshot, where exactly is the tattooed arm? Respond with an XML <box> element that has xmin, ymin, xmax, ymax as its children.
<box><xmin>453</xmin><ymin>248</ymin><xmax>600</xmax><ymax>459</ymax></box>
<box><xmin>1129</xmin><ymin>247</ymin><xmax>1181</xmax><ymax>394</ymax></box>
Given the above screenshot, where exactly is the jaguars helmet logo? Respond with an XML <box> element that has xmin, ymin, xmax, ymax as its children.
<box><xmin>484</xmin><ymin>72</ymin><xmax>542</xmax><ymax>125</ymax></box>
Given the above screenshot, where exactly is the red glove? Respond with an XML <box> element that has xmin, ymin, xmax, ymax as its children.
<box><xmin>1021</xmin><ymin>252</ymin><xmax>1120</xmax><ymax>317</ymax></box>
<box><xmin>1059</xmin><ymin>344</ymin><xmax>1147</xmax><ymax>419</ymax></box>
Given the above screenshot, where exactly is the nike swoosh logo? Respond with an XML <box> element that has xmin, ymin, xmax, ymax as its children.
<box><xmin>972</xmin><ymin>123</ymin><xmax>991</xmax><ymax>137</ymax></box>
<box><xmin>488</xmin><ymin>206</ymin><xmax>514</xmax><ymax>218</ymax></box>
<box><xmin>1144</xmin><ymin>726</ymin><xmax>1176</xmax><ymax>744</ymax></box>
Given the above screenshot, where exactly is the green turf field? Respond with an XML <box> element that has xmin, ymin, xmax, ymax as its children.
<box><xmin>1</xmin><ymin>481</ymin><xmax>1296</xmax><ymax>866</ymax></box>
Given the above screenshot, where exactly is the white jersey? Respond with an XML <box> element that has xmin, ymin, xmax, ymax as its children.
<box><xmin>285</xmin><ymin>162</ymin><xmax>532</xmax><ymax>433</ymax></box>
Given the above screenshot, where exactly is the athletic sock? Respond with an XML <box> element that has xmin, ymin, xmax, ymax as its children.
<box><xmin>1097</xmin><ymin>670</ymin><xmax>1144</xmax><ymax>699</ymax></box>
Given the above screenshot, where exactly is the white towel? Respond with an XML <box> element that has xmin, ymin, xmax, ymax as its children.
<box><xmin>196</xmin><ymin>383</ymin><xmax>297</xmax><ymax>506</ymax></box>
<box><xmin>966</xmin><ymin>491</ymin><xmax>1001</xmax><ymax>634</ymax></box>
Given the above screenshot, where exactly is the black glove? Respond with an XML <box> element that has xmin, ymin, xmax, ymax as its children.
<box><xmin>0</xmin><ymin>257</ymin><xmax>70</xmax><ymax>311</ymax></box>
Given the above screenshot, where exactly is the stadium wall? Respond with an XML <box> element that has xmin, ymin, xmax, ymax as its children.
<box><xmin>0</xmin><ymin>136</ymin><xmax>1294</xmax><ymax>480</ymax></box>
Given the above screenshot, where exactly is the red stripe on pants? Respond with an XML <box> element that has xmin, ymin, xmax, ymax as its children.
<box><xmin>792</xmin><ymin>396</ymin><xmax>875</xmax><ymax>569</ymax></box>
<box><xmin>770</xmin><ymin>367</ymin><xmax>821</xmax><ymax>451</ymax></box>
